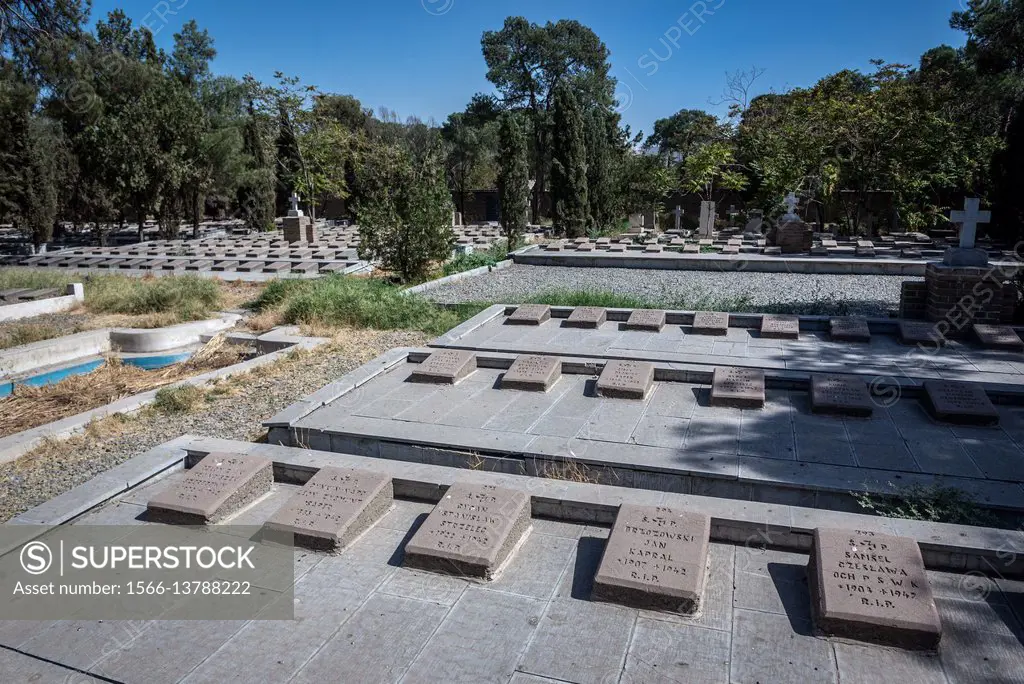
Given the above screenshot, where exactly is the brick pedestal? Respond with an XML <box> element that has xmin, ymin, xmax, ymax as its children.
<box><xmin>768</xmin><ymin>219</ymin><xmax>813</xmax><ymax>254</ymax></box>
<box><xmin>283</xmin><ymin>215</ymin><xmax>314</xmax><ymax>243</ymax></box>
<box><xmin>918</xmin><ymin>263</ymin><xmax>1015</xmax><ymax>334</ymax></box>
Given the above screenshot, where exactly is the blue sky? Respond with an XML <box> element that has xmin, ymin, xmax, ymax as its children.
<box><xmin>90</xmin><ymin>0</ymin><xmax>968</xmax><ymax>137</ymax></box>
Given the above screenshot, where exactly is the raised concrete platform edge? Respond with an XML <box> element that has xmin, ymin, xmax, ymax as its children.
<box><xmin>403</xmin><ymin>259</ymin><xmax>513</xmax><ymax>296</ymax></box>
<box><xmin>0</xmin><ymin>283</ymin><xmax>84</xmax><ymax>323</ymax></box>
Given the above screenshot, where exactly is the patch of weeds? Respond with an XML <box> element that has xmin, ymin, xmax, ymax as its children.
<box><xmin>0</xmin><ymin>268</ymin><xmax>77</xmax><ymax>291</ymax></box>
<box><xmin>440</xmin><ymin>241</ymin><xmax>509</xmax><ymax>278</ymax></box>
<box><xmin>86</xmin><ymin>275</ymin><xmax>221</xmax><ymax>320</ymax></box>
<box><xmin>151</xmin><ymin>385</ymin><xmax>205</xmax><ymax>415</ymax></box>
<box><xmin>854</xmin><ymin>485</ymin><xmax>999</xmax><ymax>527</ymax></box>
<box><xmin>0</xmin><ymin>323</ymin><xmax>68</xmax><ymax>350</ymax></box>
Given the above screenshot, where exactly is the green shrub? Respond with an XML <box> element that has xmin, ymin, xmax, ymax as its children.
<box><xmin>152</xmin><ymin>385</ymin><xmax>205</xmax><ymax>414</ymax></box>
<box><xmin>854</xmin><ymin>485</ymin><xmax>998</xmax><ymax>527</ymax></box>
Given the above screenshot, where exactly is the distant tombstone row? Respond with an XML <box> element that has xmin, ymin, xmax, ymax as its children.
<box><xmin>147</xmin><ymin>456</ymin><xmax>945</xmax><ymax>650</ymax></box>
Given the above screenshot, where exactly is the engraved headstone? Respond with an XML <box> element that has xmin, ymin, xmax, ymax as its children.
<box><xmin>973</xmin><ymin>324</ymin><xmax>1024</xmax><ymax>351</ymax></box>
<box><xmin>761</xmin><ymin>314</ymin><xmax>800</xmax><ymax>339</ymax></box>
<box><xmin>403</xmin><ymin>482</ymin><xmax>531</xmax><ymax>579</ymax></box>
<box><xmin>592</xmin><ymin>505</ymin><xmax>711</xmax><ymax>614</ymax></box>
<box><xmin>597</xmin><ymin>360</ymin><xmax>655</xmax><ymax>400</ymax></box>
<box><xmin>830</xmin><ymin>317</ymin><xmax>871</xmax><ymax>343</ymax></box>
<box><xmin>407</xmin><ymin>350</ymin><xmax>477</xmax><ymax>384</ymax></box>
<box><xmin>898</xmin><ymin>321</ymin><xmax>946</xmax><ymax>347</ymax></box>
<box><xmin>563</xmin><ymin>306</ymin><xmax>607</xmax><ymax>329</ymax></box>
<box><xmin>810</xmin><ymin>375</ymin><xmax>873</xmax><ymax>417</ymax></box>
<box><xmin>922</xmin><ymin>380</ymin><xmax>999</xmax><ymax>426</ymax></box>
<box><xmin>263</xmin><ymin>467</ymin><xmax>393</xmax><ymax>551</ymax></box>
<box><xmin>710</xmin><ymin>367</ymin><xmax>765</xmax><ymax>408</ymax></box>
<box><xmin>624</xmin><ymin>309</ymin><xmax>666</xmax><ymax>332</ymax></box>
<box><xmin>809</xmin><ymin>528</ymin><xmax>941</xmax><ymax>650</ymax></box>
<box><xmin>501</xmin><ymin>355</ymin><xmax>562</xmax><ymax>392</ymax></box>
<box><xmin>147</xmin><ymin>453</ymin><xmax>273</xmax><ymax>525</ymax></box>
<box><xmin>691</xmin><ymin>311</ymin><xmax>729</xmax><ymax>336</ymax></box>
<box><xmin>506</xmin><ymin>304</ymin><xmax>551</xmax><ymax>326</ymax></box>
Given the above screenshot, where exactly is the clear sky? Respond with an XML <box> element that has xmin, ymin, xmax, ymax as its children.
<box><xmin>89</xmin><ymin>0</ymin><xmax>968</xmax><ymax>137</ymax></box>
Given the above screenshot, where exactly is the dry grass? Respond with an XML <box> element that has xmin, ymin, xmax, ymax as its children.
<box><xmin>0</xmin><ymin>334</ymin><xmax>248</xmax><ymax>438</ymax></box>
<box><xmin>536</xmin><ymin>458</ymin><xmax>606</xmax><ymax>485</ymax></box>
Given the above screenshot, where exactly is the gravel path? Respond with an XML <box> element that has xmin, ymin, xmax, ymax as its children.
<box><xmin>426</xmin><ymin>265</ymin><xmax>914</xmax><ymax>317</ymax></box>
<box><xmin>0</xmin><ymin>329</ymin><xmax>428</xmax><ymax>522</ymax></box>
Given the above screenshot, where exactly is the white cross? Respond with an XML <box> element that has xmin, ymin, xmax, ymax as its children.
<box><xmin>950</xmin><ymin>198</ymin><xmax>991</xmax><ymax>249</ymax></box>
<box><xmin>784</xmin><ymin>193</ymin><xmax>799</xmax><ymax>216</ymax></box>
<box><xmin>289</xmin><ymin>193</ymin><xmax>301</xmax><ymax>213</ymax></box>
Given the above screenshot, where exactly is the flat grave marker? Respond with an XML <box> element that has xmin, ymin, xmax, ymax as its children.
<box><xmin>761</xmin><ymin>314</ymin><xmax>801</xmax><ymax>340</ymax></box>
<box><xmin>710</xmin><ymin>367</ymin><xmax>765</xmax><ymax>408</ymax></box>
<box><xmin>407</xmin><ymin>349</ymin><xmax>477</xmax><ymax>385</ymax></box>
<box><xmin>563</xmin><ymin>306</ymin><xmax>607</xmax><ymax>329</ymax></box>
<box><xmin>597</xmin><ymin>360</ymin><xmax>655</xmax><ymax>400</ymax></box>
<box><xmin>147</xmin><ymin>453</ymin><xmax>273</xmax><ymax>525</ymax></box>
<box><xmin>898</xmin><ymin>321</ymin><xmax>945</xmax><ymax>346</ymax></box>
<box><xmin>808</xmin><ymin>528</ymin><xmax>941</xmax><ymax>650</ymax></box>
<box><xmin>810</xmin><ymin>374</ymin><xmax>873</xmax><ymax>417</ymax></box>
<box><xmin>691</xmin><ymin>311</ymin><xmax>730</xmax><ymax>336</ymax></box>
<box><xmin>402</xmin><ymin>482</ymin><xmax>531</xmax><ymax>579</ymax></box>
<box><xmin>592</xmin><ymin>505</ymin><xmax>711</xmax><ymax>614</ymax></box>
<box><xmin>922</xmin><ymin>380</ymin><xmax>999</xmax><ymax>426</ymax></box>
<box><xmin>623</xmin><ymin>309</ymin><xmax>666</xmax><ymax>332</ymax></box>
<box><xmin>506</xmin><ymin>304</ymin><xmax>551</xmax><ymax>326</ymax></box>
<box><xmin>500</xmin><ymin>355</ymin><xmax>562</xmax><ymax>392</ymax></box>
<box><xmin>263</xmin><ymin>466</ymin><xmax>393</xmax><ymax>552</ymax></box>
<box><xmin>830</xmin><ymin>317</ymin><xmax>872</xmax><ymax>343</ymax></box>
<box><xmin>973</xmin><ymin>324</ymin><xmax>1024</xmax><ymax>351</ymax></box>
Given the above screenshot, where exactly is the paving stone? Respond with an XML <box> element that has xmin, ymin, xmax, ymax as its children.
<box><xmin>262</xmin><ymin>466</ymin><xmax>393</xmax><ymax>552</ymax></box>
<box><xmin>506</xmin><ymin>304</ymin><xmax>551</xmax><ymax>325</ymax></box>
<box><xmin>691</xmin><ymin>311</ymin><xmax>730</xmax><ymax>336</ymax></box>
<box><xmin>899</xmin><ymin>321</ymin><xmax>946</xmax><ymax>346</ymax></box>
<box><xmin>833</xmin><ymin>641</ymin><xmax>948</xmax><ymax>684</ymax></box>
<box><xmin>563</xmin><ymin>306</ymin><xmax>607</xmax><ymax>329</ymax></box>
<box><xmin>623</xmin><ymin>309</ymin><xmax>666</xmax><ymax>332</ymax></box>
<box><xmin>922</xmin><ymin>380</ymin><xmax>999</xmax><ymax>426</ymax></box>
<box><xmin>500</xmin><ymin>355</ymin><xmax>562</xmax><ymax>392</ymax></box>
<box><xmin>973</xmin><ymin>324</ymin><xmax>1024</xmax><ymax>351</ymax></box>
<box><xmin>407</xmin><ymin>350</ymin><xmax>477</xmax><ymax>385</ymax></box>
<box><xmin>730</xmin><ymin>609</ymin><xmax>837</xmax><ymax>684</ymax></box>
<box><xmin>596</xmin><ymin>360</ymin><xmax>655</xmax><ymax>400</ymax></box>
<box><xmin>710</xmin><ymin>367</ymin><xmax>765</xmax><ymax>408</ymax></box>
<box><xmin>592</xmin><ymin>504</ymin><xmax>710</xmax><ymax>614</ymax></box>
<box><xmin>830</xmin><ymin>317</ymin><xmax>872</xmax><ymax>343</ymax></box>
<box><xmin>810</xmin><ymin>374</ymin><xmax>874</xmax><ymax>417</ymax></box>
<box><xmin>761</xmin><ymin>314</ymin><xmax>801</xmax><ymax>339</ymax></box>
<box><xmin>621</xmin><ymin>618</ymin><xmax>730</xmax><ymax>684</ymax></box>
<box><xmin>808</xmin><ymin>527</ymin><xmax>941</xmax><ymax>650</ymax></box>
<box><xmin>402</xmin><ymin>482</ymin><xmax>532</xmax><ymax>579</ymax></box>
<box><xmin>147</xmin><ymin>453</ymin><xmax>273</xmax><ymax>525</ymax></box>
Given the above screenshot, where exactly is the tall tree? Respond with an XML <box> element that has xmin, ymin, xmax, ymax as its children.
<box><xmin>550</xmin><ymin>85</ymin><xmax>589</xmax><ymax>238</ymax></box>
<box><xmin>497</xmin><ymin>112</ymin><xmax>530</xmax><ymax>248</ymax></box>
<box><xmin>441</xmin><ymin>111</ymin><xmax>497</xmax><ymax>218</ymax></box>
<box><xmin>236</xmin><ymin>95</ymin><xmax>276</xmax><ymax>232</ymax></box>
<box><xmin>585</xmin><ymin>108</ymin><xmax>616</xmax><ymax>230</ymax></box>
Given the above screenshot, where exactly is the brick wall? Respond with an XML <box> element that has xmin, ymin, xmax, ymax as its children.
<box><xmin>899</xmin><ymin>281</ymin><xmax>928</xmax><ymax>320</ymax></box>
<box><xmin>922</xmin><ymin>263</ymin><xmax>1014</xmax><ymax>333</ymax></box>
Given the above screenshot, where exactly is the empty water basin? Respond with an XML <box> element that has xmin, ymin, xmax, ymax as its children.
<box><xmin>0</xmin><ymin>351</ymin><xmax>194</xmax><ymax>398</ymax></box>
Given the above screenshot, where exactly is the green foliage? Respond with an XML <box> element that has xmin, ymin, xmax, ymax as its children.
<box><xmin>645</xmin><ymin>109</ymin><xmax>728</xmax><ymax>162</ymax></box>
<box><xmin>442</xmin><ymin>111</ymin><xmax>498</xmax><ymax>220</ymax></box>
<box><xmin>550</xmin><ymin>86</ymin><xmax>589</xmax><ymax>238</ymax></box>
<box><xmin>441</xmin><ymin>241</ymin><xmax>509</xmax><ymax>277</ymax></box>
<box><xmin>680</xmin><ymin>141</ymin><xmax>748</xmax><ymax>201</ymax></box>
<box><xmin>152</xmin><ymin>385</ymin><xmax>205</xmax><ymax>415</ymax></box>
<box><xmin>86</xmin><ymin>276</ymin><xmax>221</xmax><ymax>320</ymax></box>
<box><xmin>0</xmin><ymin>268</ymin><xmax>77</xmax><ymax>290</ymax></box>
<box><xmin>497</xmin><ymin>113</ymin><xmax>530</xmax><ymax>248</ymax></box>
<box><xmin>585</xmin><ymin>108</ymin><xmax>616</xmax><ymax>230</ymax></box>
<box><xmin>854</xmin><ymin>485</ymin><xmax>997</xmax><ymax>527</ymax></box>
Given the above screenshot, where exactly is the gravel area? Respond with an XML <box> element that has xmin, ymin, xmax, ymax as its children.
<box><xmin>426</xmin><ymin>265</ymin><xmax>915</xmax><ymax>317</ymax></box>
<box><xmin>0</xmin><ymin>329</ymin><xmax>428</xmax><ymax>522</ymax></box>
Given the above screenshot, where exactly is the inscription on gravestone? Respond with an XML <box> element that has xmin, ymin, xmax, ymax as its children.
<box><xmin>407</xmin><ymin>350</ymin><xmax>476</xmax><ymax>384</ymax></box>
<box><xmin>830</xmin><ymin>317</ymin><xmax>871</xmax><ymax>343</ymax></box>
<box><xmin>922</xmin><ymin>380</ymin><xmax>999</xmax><ymax>426</ymax></box>
<box><xmin>403</xmin><ymin>482</ymin><xmax>531</xmax><ymax>579</ymax></box>
<box><xmin>501</xmin><ymin>355</ymin><xmax>562</xmax><ymax>392</ymax></box>
<box><xmin>898</xmin><ymin>321</ymin><xmax>945</xmax><ymax>347</ymax></box>
<box><xmin>809</xmin><ymin>528</ymin><xmax>941</xmax><ymax>650</ymax></box>
<box><xmin>148</xmin><ymin>453</ymin><xmax>273</xmax><ymax>525</ymax></box>
<box><xmin>597</xmin><ymin>360</ymin><xmax>655</xmax><ymax>400</ymax></box>
<box><xmin>623</xmin><ymin>309</ymin><xmax>666</xmax><ymax>332</ymax></box>
<box><xmin>761</xmin><ymin>314</ymin><xmax>800</xmax><ymax>339</ymax></box>
<box><xmin>563</xmin><ymin>306</ymin><xmax>607</xmax><ymax>329</ymax></box>
<box><xmin>592</xmin><ymin>505</ymin><xmax>711</xmax><ymax>614</ymax></box>
<box><xmin>973</xmin><ymin>324</ymin><xmax>1024</xmax><ymax>351</ymax></box>
<box><xmin>690</xmin><ymin>311</ymin><xmax>729</xmax><ymax>336</ymax></box>
<box><xmin>710</xmin><ymin>367</ymin><xmax>765</xmax><ymax>408</ymax></box>
<box><xmin>506</xmin><ymin>304</ymin><xmax>551</xmax><ymax>326</ymax></box>
<box><xmin>262</xmin><ymin>467</ymin><xmax>393</xmax><ymax>552</ymax></box>
<box><xmin>810</xmin><ymin>375</ymin><xmax>873</xmax><ymax>417</ymax></box>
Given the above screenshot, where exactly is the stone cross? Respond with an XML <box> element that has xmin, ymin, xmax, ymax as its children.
<box><xmin>784</xmin><ymin>193</ymin><xmax>799</xmax><ymax>216</ymax></box>
<box><xmin>289</xmin><ymin>193</ymin><xmax>301</xmax><ymax>214</ymax></box>
<box><xmin>673</xmin><ymin>205</ymin><xmax>683</xmax><ymax>231</ymax></box>
<box><xmin>728</xmin><ymin>205</ymin><xmax>739</xmax><ymax>226</ymax></box>
<box><xmin>950</xmin><ymin>198</ymin><xmax>991</xmax><ymax>249</ymax></box>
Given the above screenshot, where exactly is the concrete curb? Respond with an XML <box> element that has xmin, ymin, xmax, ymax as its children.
<box><xmin>403</xmin><ymin>259</ymin><xmax>513</xmax><ymax>296</ymax></box>
<box><xmin>0</xmin><ymin>283</ymin><xmax>84</xmax><ymax>322</ymax></box>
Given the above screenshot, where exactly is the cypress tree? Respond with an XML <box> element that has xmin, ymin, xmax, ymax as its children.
<box><xmin>497</xmin><ymin>112</ymin><xmax>530</xmax><ymax>249</ymax></box>
<box><xmin>237</xmin><ymin>101</ymin><xmax>275</xmax><ymax>231</ymax></box>
<box><xmin>586</xmin><ymin>107</ymin><xmax>614</xmax><ymax>231</ymax></box>
<box><xmin>550</xmin><ymin>85</ymin><xmax>589</xmax><ymax>238</ymax></box>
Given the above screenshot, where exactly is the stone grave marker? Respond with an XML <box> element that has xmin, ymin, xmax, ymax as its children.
<box><xmin>402</xmin><ymin>482</ymin><xmax>531</xmax><ymax>579</ymax></box>
<box><xmin>830</xmin><ymin>317</ymin><xmax>871</xmax><ymax>343</ymax></box>
<box><xmin>407</xmin><ymin>350</ymin><xmax>477</xmax><ymax>385</ymax></box>
<box><xmin>810</xmin><ymin>374</ymin><xmax>873</xmax><ymax>417</ymax></box>
<box><xmin>973</xmin><ymin>324</ymin><xmax>1024</xmax><ymax>351</ymax></box>
<box><xmin>922</xmin><ymin>380</ymin><xmax>999</xmax><ymax>426</ymax></box>
<box><xmin>592</xmin><ymin>504</ymin><xmax>711</xmax><ymax>614</ymax></box>
<box><xmin>506</xmin><ymin>304</ymin><xmax>551</xmax><ymax>326</ymax></box>
<box><xmin>898</xmin><ymin>321</ymin><xmax>945</xmax><ymax>346</ymax></box>
<box><xmin>563</xmin><ymin>306</ymin><xmax>607</xmax><ymax>329</ymax></box>
<box><xmin>808</xmin><ymin>528</ymin><xmax>941</xmax><ymax>650</ymax></box>
<box><xmin>683</xmin><ymin>244</ymin><xmax>700</xmax><ymax>254</ymax></box>
<box><xmin>597</xmin><ymin>360</ymin><xmax>655</xmax><ymax>400</ymax></box>
<box><xmin>710</xmin><ymin>367</ymin><xmax>765</xmax><ymax>408</ymax></box>
<box><xmin>147</xmin><ymin>453</ymin><xmax>273</xmax><ymax>525</ymax></box>
<box><xmin>262</xmin><ymin>466</ymin><xmax>393</xmax><ymax>552</ymax></box>
<box><xmin>500</xmin><ymin>355</ymin><xmax>562</xmax><ymax>392</ymax></box>
<box><xmin>691</xmin><ymin>311</ymin><xmax>730</xmax><ymax>336</ymax></box>
<box><xmin>761</xmin><ymin>314</ymin><xmax>800</xmax><ymax>339</ymax></box>
<box><xmin>623</xmin><ymin>309</ymin><xmax>666</xmax><ymax>332</ymax></box>
<box><xmin>644</xmin><ymin>244</ymin><xmax>664</xmax><ymax>253</ymax></box>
